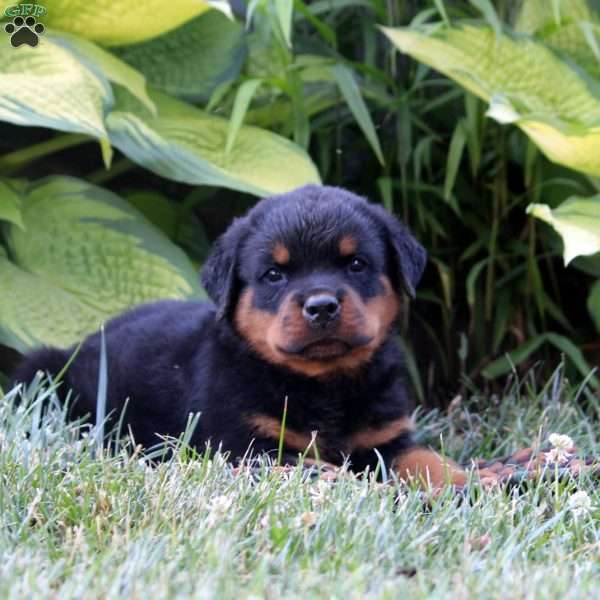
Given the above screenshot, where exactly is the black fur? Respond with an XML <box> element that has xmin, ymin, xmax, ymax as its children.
<box><xmin>12</xmin><ymin>185</ymin><xmax>427</xmax><ymax>471</ymax></box>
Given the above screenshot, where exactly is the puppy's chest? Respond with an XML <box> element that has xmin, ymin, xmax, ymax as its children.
<box><xmin>251</xmin><ymin>386</ymin><xmax>408</xmax><ymax>463</ymax></box>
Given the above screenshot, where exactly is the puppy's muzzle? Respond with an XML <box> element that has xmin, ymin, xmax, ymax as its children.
<box><xmin>302</xmin><ymin>293</ymin><xmax>340</xmax><ymax>329</ymax></box>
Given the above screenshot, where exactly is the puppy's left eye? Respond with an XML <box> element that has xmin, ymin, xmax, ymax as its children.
<box><xmin>263</xmin><ymin>268</ymin><xmax>286</xmax><ymax>284</ymax></box>
<box><xmin>348</xmin><ymin>256</ymin><xmax>368</xmax><ymax>273</ymax></box>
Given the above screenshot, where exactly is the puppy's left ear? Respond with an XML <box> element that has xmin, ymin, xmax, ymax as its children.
<box><xmin>366</xmin><ymin>204</ymin><xmax>427</xmax><ymax>298</ymax></box>
<box><xmin>201</xmin><ymin>216</ymin><xmax>248</xmax><ymax>320</ymax></box>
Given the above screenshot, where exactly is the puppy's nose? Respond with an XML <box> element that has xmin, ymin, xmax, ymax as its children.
<box><xmin>302</xmin><ymin>294</ymin><xmax>340</xmax><ymax>327</ymax></box>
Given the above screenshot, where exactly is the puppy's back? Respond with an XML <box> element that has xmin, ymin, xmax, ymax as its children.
<box><xmin>10</xmin><ymin>300</ymin><xmax>217</xmax><ymax>445</ymax></box>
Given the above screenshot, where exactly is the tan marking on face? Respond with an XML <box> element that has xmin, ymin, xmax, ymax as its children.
<box><xmin>246</xmin><ymin>414</ymin><xmax>316</xmax><ymax>455</ymax></box>
<box><xmin>235</xmin><ymin>288</ymin><xmax>284</xmax><ymax>365</ymax></box>
<box><xmin>393</xmin><ymin>448</ymin><xmax>467</xmax><ymax>488</ymax></box>
<box><xmin>272</xmin><ymin>242</ymin><xmax>290</xmax><ymax>265</ymax></box>
<box><xmin>338</xmin><ymin>235</ymin><xmax>358</xmax><ymax>256</ymax></box>
<box><xmin>348</xmin><ymin>416</ymin><xmax>414</xmax><ymax>452</ymax></box>
<box><xmin>234</xmin><ymin>277</ymin><xmax>400</xmax><ymax>379</ymax></box>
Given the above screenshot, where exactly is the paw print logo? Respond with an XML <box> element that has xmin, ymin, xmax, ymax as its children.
<box><xmin>4</xmin><ymin>16</ymin><xmax>45</xmax><ymax>48</ymax></box>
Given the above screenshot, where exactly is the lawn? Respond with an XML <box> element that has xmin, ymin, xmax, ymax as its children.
<box><xmin>0</xmin><ymin>367</ymin><xmax>598</xmax><ymax>599</ymax></box>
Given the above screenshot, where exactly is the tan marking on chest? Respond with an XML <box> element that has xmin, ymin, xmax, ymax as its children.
<box><xmin>347</xmin><ymin>416</ymin><xmax>414</xmax><ymax>452</ymax></box>
<box><xmin>246</xmin><ymin>414</ymin><xmax>316</xmax><ymax>456</ymax></box>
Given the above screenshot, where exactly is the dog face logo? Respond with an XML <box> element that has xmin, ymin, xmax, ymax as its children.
<box><xmin>202</xmin><ymin>185</ymin><xmax>426</xmax><ymax>378</ymax></box>
<box><xmin>4</xmin><ymin>4</ymin><xmax>46</xmax><ymax>48</ymax></box>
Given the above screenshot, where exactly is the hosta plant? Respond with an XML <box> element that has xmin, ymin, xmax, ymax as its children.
<box><xmin>0</xmin><ymin>176</ymin><xmax>202</xmax><ymax>352</ymax></box>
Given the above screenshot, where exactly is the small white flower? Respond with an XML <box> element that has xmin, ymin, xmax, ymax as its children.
<box><xmin>545</xmin><ymin>433</ymin><xmax>574</xmax><ymax>464</ymax></box>
<box><xmin>568</xmin><ymin>490</ymin><xmax>592</xmax><ymax>518</ymax></box>
<box><xmin>309</xmin><ymin>480</ymin><xmax>332</xmax><ymax>506</ymax></box>
<box><xmin>548</xmin><ymin>433</ymin><xmax>574</xmax><ymax>450</ymax></box>
<box><xmin>545</xmin><ymin>447</ymin><xmax>570</xmax><ymax>465</ymax></box>
<box><xmin>206</xmin><ymin>493</ymin><xmax>235</xmax><ymax>527</ymax></box>
<box><xmin>209</xmin><ymin>494</ymin><xmax>234</xmax><ymax>516</ymax></box>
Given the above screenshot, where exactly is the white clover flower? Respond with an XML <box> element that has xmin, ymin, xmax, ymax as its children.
<box><xmin>545</xmin><ymin>448</ymin><xmax>570</xmax><ymax>465</ymax></box>
<box><xmin>209</xmin><ymin>494</ymin><xmax>234</xmax><ymax>516</ymax></box>
<box><xmin>548</xmin><ymin>433</ymin><xmax>574</xmax><ymax>450</ymax></box>
<box><xmin>545</xmin><ymin>433</ymin><xmax>574</xmax><ymax>464</ymax></box>
<box><xmin>309</xmin><ymin>480</ymin><xmax>332</xmax><ymax>507</ymax></box>
<box><xmin>205</xmin><ymin>493</ymin><xmax>236</xmax><ymax>527</ymax></box>
<box><xmin>568</xmin><ymin>490</ymin><xmax>592</xmax><ymax>518</ymax></box>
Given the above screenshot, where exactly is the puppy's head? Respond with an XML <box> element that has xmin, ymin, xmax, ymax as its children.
<box><xmin>201</xmin><ymin>185</ymin><xmax>426</xmax><ymax>378</ymax></box>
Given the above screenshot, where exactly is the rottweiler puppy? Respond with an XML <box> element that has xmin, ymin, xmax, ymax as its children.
<box><xmin>12</xmin><ymin>185</ymin><xmax>466</xmax><ymax>487</ymax></box>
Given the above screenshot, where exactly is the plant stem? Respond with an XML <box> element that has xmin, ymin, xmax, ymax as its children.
<box><xmin>277</xmin><ymin>396</ymin><xmax>288</xmax><ymax>467</ymax></box>
<box><xmin>0</xmin><ymin>133</ymin><xmax>91</xmax><ymax>172</ymax></box>
<box><xmin>87</xmin><ymin>157</ymin><xmax>135</xmax><ymax>185</ymax></box>
<box><xmin>485</xmin><ymin>129</ymin><xmax>505</xmax><ymax>321</ymax></box>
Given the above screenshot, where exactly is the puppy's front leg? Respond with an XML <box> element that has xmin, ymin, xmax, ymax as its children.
<box><xmin>393</xmin><ymin>446</ymin><xmax>467</xmax><ymax>488</ymax></box>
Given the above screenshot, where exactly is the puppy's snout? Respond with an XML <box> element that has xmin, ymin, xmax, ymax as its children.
<box><xmin>302</xmin><ymin>294</ymin><xmax>340</xmax><ymax>327</ymax></box>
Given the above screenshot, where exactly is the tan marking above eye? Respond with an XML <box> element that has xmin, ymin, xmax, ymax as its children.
<box><xmin>246</xmin><ymin>414</ymin><xmax>317</xmax><ymax>455</ymax></box>
<box><xmin>347</xmin><ymin>416</ymin><xmax>414</xmax><ymax>452</ymax></box>
<box><xmin>392</xmin><ymin>448</ymin><xmax>467</xmax><ymax>488</ymax></box>
<box><xmin>339</xmin><ymin>235</ymin><xmax>358</xmax><ymax>256</ymax></box>
<box><xmin>272</xmin><ymin>242</ymin><xmax>290</xmax><ymax>265</ymax></box>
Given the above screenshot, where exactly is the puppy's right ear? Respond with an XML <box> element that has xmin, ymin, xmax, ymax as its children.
<box><xmin>201</xmin><ymin>217</ymin><xmax>248</xmax><ymax>320</ymax></box>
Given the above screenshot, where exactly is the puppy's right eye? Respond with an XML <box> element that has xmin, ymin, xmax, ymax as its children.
<box><xmin>263</xmin><ymin>268</ymin><xmax>285</xmax><ymax>284</ymax></box>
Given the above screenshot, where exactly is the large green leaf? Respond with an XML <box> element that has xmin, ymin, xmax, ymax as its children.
<box><xmin>113</xmin><ymin>10</ymin><xmax>245</xmax><ymax>102</ymax></box>
<box><xmin>52</xmin><ymin>34</ymin><xmax>155</xmax><ymax>113</ymax></box>
<box><xmin>0</xmin><ymin>176</ymin><xmax>202</xmax><ymax>352</ymax></box>
<box><xmin>382</xmin><ymin>23</ymin><xmax>600</xmax><ymax>176</ymax></box>
<box><xmin>527</xmin><ymin>195</ymin><xmax>600</xmax><ymax>264</ymax></box>
<box><xmin>515</xmin><ymin>0</ymin><xmax>600</xmax><ymax>79</ymax></box>
<box><xmin>0</xmin><ymin>251</ymin><xmax>106</xmax><ymax>352</ymax></box>
<box><xmin>0</xmin><ymin>37</ymin><xmax>109</xmax><ymax>138</ymax></box>
<box><xmin>106</xmin><ymin>88</ymin><xmax>321</xmax><ymax>196</ymax></box>
<box><xmin>0</xmin><ymin>1</ymin><xmax>224</xmax><ymax>46</ymax></box>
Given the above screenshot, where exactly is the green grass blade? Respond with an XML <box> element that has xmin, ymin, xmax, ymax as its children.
<box><xmin>469</xmin><ymin>0</ymin><xmax>501</xmax><ymax>37</ymax></box>
<box><xmin>226</xmin><ymin>79</ymin><xmax>263</xmax><ymax>155</ymax></box>
<box><xmin>443</xmin><ymin>119</ymin><xmax>466</xmax><ymax>204</ymax></box>
<box><xmin>275</xmin><ymin>0</ymin><xmax>294</xmax><ymax>47</ymax></box>
<box><xmin>545</xmin><ymin>332</ymin><xmax>600</xmax><ymax>390</ymax></box>
<box><xmin>331</xmin><ymin>64</ymin><xmax>384</xmax><ymax>165</ymax></box>
<box><xmin>482</xmin><ymin>335</ymin><xmax>547</xmax><ymax>379</ymax></box>
<box><xmin>95</xmin><ymin>324</ymin><xmax>108</xmax><ymax>450</ymax></box>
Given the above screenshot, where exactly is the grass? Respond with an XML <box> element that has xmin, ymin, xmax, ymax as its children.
<box><xmin>1</xmin><ymin>365</ymin><xmax>599</xmax><ymax>599</ymax></box>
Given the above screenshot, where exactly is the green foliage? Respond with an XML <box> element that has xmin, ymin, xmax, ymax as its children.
<box><xmin>113</xmin><ymin>10</ymin><xmax>246</xmax><ymax>103</ymax></box>
<box><xmin>0</xmin><ymin>180</ymin><xmax>22</xmax><ymax>228</ymax></box>
<box><xmin>527</xmin><ymin>196</ymin><xmax>600</xmax><ymax>264</ymax></box>
<box><xmin>0</xmin><ymin>0</ymin><xmax>598</xmax><ymax>393</ymax></box>
<box><xmin>0</xmin><ymin>177</ymin><xmax>201</xmax><ymax>352</ymax></box>
<box><xmin>383</xmin><ymin>22</ymin><xmax>600</xmax><ymax>176</ymax></box>
<box><xmin>378</xmin><ymin>0</ymin><xmax>600</xmax><ymax>393</ymax></box>
<box><xmin>107</xmin><ymin>88</ymin><xmax>320</xmax><ymax>195</ymax></box>
<box><xmin>0</xmin><ymin>38</ymin><xmax>110</xmax><ymax>138</ymax></box>
<box><xmin>0</xmin><ymin>0</ymin><xmax>222</xmax><ymax>46</ymax></box>
<box><xmin>0</xmin><ymin>29</ymin><xmax>319</xmax><ymax>194</ymax></box>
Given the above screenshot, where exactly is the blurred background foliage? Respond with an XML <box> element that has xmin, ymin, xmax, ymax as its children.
<box><xmin>1</xmin><ymin>0</ymin><xmax>599</xmax><ymax>403</ymax></box>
